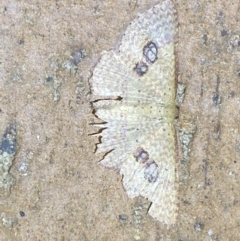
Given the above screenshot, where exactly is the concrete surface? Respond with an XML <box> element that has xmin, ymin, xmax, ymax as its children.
<box><xmin>0</xmin><ymin>0</ymin><xmax>240</xmax><ymax>240</ymax></box>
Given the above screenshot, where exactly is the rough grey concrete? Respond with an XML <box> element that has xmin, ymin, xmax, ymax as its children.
<box><xmin>0</xmin><ymin>0</ymin><xmax>240</xmax><ymax>240</ymax></box>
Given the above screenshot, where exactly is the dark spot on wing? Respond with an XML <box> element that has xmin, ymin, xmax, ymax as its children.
<box><xmin>133</xmin><ymin>147</ymin><xmax>149</xmax><ymax>163</ymax></box>
<box><xmin>144</xmin><ymin>160</ymin><xmax>159</xmax><ymax>183</ymax></box>
<box><xmin>134</xmin><ymin>147</ymin><xmax>159</xmax><ymax>183</ymax></box>
<box><xmin>134</xmin><ymin>62</ymin><xmax>148</xmax><ymax>76</ymax></box>
<box><xmin>143</xmin><ymin>41</ymin><xmax>158</xmax><ymax>64</ymax></box>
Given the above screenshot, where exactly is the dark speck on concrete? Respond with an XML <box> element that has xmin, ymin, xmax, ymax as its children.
<box><xmin>237</xmin><ymin>71</ymin><xmax>240</xmax><ymax>78</ymax></box>
<box><xmin>19</xmin><ymin>211</ymin><xmax>25</xmax><ymax>217</ymax></box>
<box><xmin>71</xmin><ymin>49</ymin><xmax>86</xmax><ymax>66</ymax></box>
<box><xmin>118</xmin><ymin>214</ymin><xmax>128</xmax><ymax>223</ymax></box>
<box><xmin>212</xmin><ymin>93</ymin><xmax>221</xmax><ymax>105</ymax></box>
<box><xmin>202</xmin><ymin>34</ymin><xmax>208</xmax><ymax>45</ymax></box>
<box><xmin>0</xmin><ymin>126</ymin><xmax>17</xmax><ymax>154</ymax></box>
<box><xmin>194</xmin><ymin>222</ymin><xmax>204</xmax><ymax>231</ymax></box>
<box><xmin>19</xmin><ymin>39</ymin><xmax>24</xmax><ymax>45</ymax></box>
<box><xmin>221</xmin><ymin>29</ymin><xmax>227</xmax><ymax>37</ymax></box>
<box><xmin>46</xmin><ymin>76</ymin><xmax>53</xmax><ymax>83</ymax></box>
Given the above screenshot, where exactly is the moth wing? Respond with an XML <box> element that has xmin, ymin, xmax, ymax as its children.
<box><xmin>93</xmin><ymin>103</ymin><xmax>178</xmax><ymax>224</ymax></box>
<box><xmin>89</xmin><ymin>0</ymin><xmax>178</xmax><ymax>225</ymax></box>
<box><xmin>89</xmin><ymin>50</ymin><xmax>170</xmax><ymax>103</ymax></box>
<box><xmin>93</xmin><ymin>99</ymin><xmax>166</xmax><ymax>169</ymax></box>
<box><xmin>120</xmin><ymin>122</ymin><xmax>178</xmax><ymax>225</ymax></box>
<box><xmin>90</xmin><ymin>0</ymin><xmax>176</xmax><ymax>103</ymax></box>
<box><xmin>118</xmin><ymin>0</ymin><xmax>176</xmax><ymax>102</ymax></box>
<box><xmin>119</xmin><ymin>0</ymin><xmax>176</xmax><ymax>61</ymax></box>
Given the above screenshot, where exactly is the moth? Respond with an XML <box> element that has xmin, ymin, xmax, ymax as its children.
<box><xmin>90</xmin><ymin>0</ymin><xmax>178</xmax><ymax>225</ymax></box>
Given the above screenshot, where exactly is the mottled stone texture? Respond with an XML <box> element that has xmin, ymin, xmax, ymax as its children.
<box><xmin>1</xmin><ymin>0</ymin><xmax>240</xmax><ymax>240</ymax></box>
